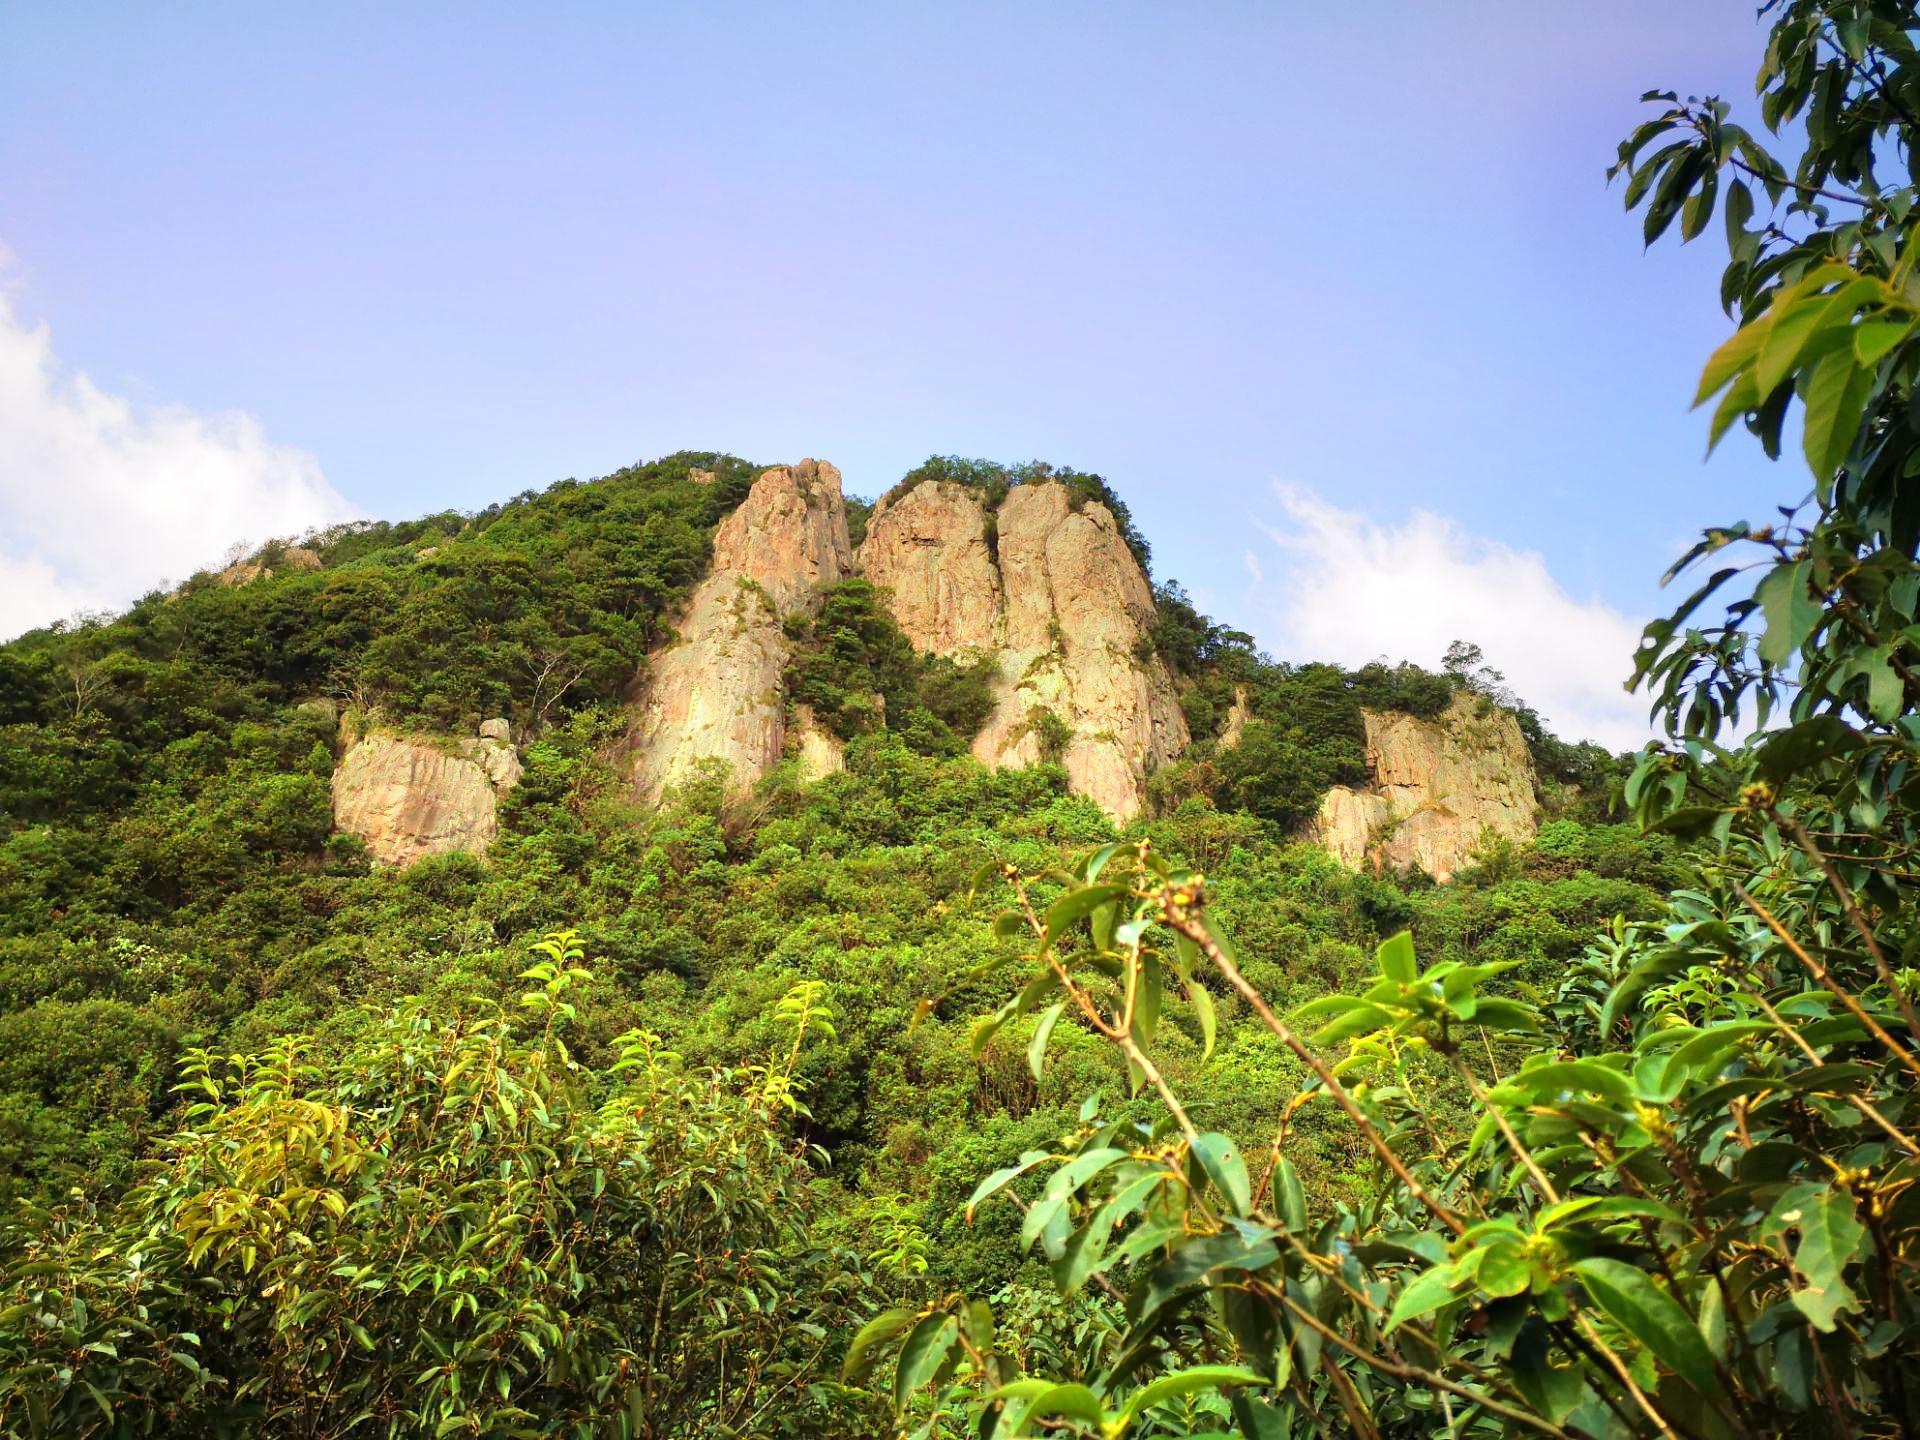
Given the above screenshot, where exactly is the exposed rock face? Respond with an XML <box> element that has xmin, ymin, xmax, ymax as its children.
<box><xmin>1220</xmin><ymin>686</ymin><xmax>1252</xmax><ymax>748</ymax></box>
<box><xmin>332</xmin><ymin>719</ymin><xmax>521</xmax><ymax>866</ymax></box>
<box><xmin>711</xmin><ymin>459</ymin><xmax>853</xmax><ymax>611</ymax></box>
<box><xmin>627</xmin><ymin>461</ymin><xmax>851</xmax><ymax>803</ymax></box>
<box><xmin>858</xmin><ymin>480</ymin><xmax>1187</xmax><ymax>818</ymax></box>
<box><xmin>859</xmin><ymin>482</ymin><xmax>1003</xmax><ymax>654</ymax></box>
<box><xmin>1313</xmin><ymin>693</ymin><xmax>1539</xmax><ymax>882</ymax></box>
<box><xmin>218</xmin><ymin>546</ymin><xmax>321</xmax><ymax>588</ymax></box>
<box><xmin>791</xmin><ymin>703</ymin><xmax>846</xmax><ymax>781</ymax></box>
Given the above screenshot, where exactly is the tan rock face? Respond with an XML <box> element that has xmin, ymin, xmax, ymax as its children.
<box><xmin>710</xmin><ymin>459</ymin><xmax>853</xmax><ymax>612</ymax></box>
<box><xmin>1220</xmin><ymin>686</ymin><xmax>1252</xmax><ymax>748</ymax></box>
<box><xmin>332</xmin><ymin>724</ymin><xmax>522</xmax><ymax>866</ymax></box>
<box><xmin>626</xmin><ymin>461</ymin><xmax>852</xmax><ymax>803</ymax></box>
<box><xmin>217</xmin><ymin>546</ymin><xmax>321</xmax><ymax>588</ymax></box>
<box><xmin>1313</xmin><ymin>693</ymin><xmax>1539</xmax><ymax>882</ymax></box>
<box><xmin>858</xmin><ymin>479</ymin><xmax>1186</xmax><ymax>819</ymax></box>
<box><xmin>859</xmin><ymin>482</ymin><xmax>1003</xmax><ymax>654</ymax></box>
<box><xmin>790</xmin><ymin>703</ymin><xmax>846</xmax><ymax>781</ymax></box>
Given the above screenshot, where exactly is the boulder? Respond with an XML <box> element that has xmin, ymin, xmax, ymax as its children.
<box><xmin>710</xmin><ymin>458</ymin><xmax>852</xmax><ymax>613</ymax></box>
<box><xmin>1313</xmin><ymin>692</ymin><xmax>1539</xmax><ymax>882</ymax></box>
<box><xmin>332</xmin><ymin>722</ymin><xmax>522</xmax><ymax>866</ymax></box>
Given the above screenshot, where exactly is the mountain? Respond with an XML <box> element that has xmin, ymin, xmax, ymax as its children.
<box><xmin>272</xmin><ymin>455</ymin><xmax>1575</xmax><ymax>880</ymax></box>
<box><xmin>0</xmin><ymin>450</ymin><xmax>1659</xmax><ymax>1435</ymax></box>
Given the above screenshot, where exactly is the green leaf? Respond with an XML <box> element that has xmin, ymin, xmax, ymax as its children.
<box><xmin>1754</xmin><ymin>294</ymin><xmax>1828</xmax><ymax>395</ymax></box>
<box><xmin>1658</xmin><ymin>1020</ymin><xmax>1774</xmax><ymax>1088</ymax></box>
<box><xmin>1028</xmin><ymin>1002</ymin><xmax>1065</xmax><ymax>1083</ymax></box>
<box><xmin>1755</xmin><ymin>560</ymin><xmax>1820</xmax><ymax>667</ymax></box>
<box><xmin>1471</xmin><ymin>997</ymin><xmax>1544</xmax><ymax>1033</ymax></box>
<box><xmin>1538</xmin><ymin>1194</ymin><xmax>1685</xmax><ymax>1231</ymax></box>
<box><xmin>1680</xmin><ymin>164</ymin><xmax>1717</xmax><ymax>241</ymax></box>
<box><xmin>1083</xmin><ymin>841</ymin><xmax>1121</xmax><ymax>881</ymax></box>
<box><xmin>841</xmin><ymin>1309</ymin><xmax>914</xmax><ymax>1383</ymax></box>
<box><xmin>1188</xmin><ymin>981</ymin><xmax>1217</xmax><ymax>1062</ymax></box>
<box><xmin>1191</xmin><ymin>1132</ymin><xmax>1252</xmax><ymax>1217</ymax></box>
<box><xmin>1385</xmin><ymin>1263</ymin><xmax>1460</xmax><ymax>1333</ymax></box>
<box><xmin>1475</xmin><ymin>1242</ymin><xmax>1533</xmax><ymax>1299</ymax></box>
<box><xmin>966</xmin><ymin>1151</ymin><xmax>1051</xmax><ymax>1220</ymax></box>
<box><xmin>1376</xmin><ymin>930</ymin><xmax>1417</xmax><ymax>983</ymax></box>
<box><xmin>1801</xmin><ymin>344</ymin><xmax>1874</xmax><ymax>480</ymax></box>
<box><xmin>1512</xmin><ymin>1059</ymin><xmax>1636</xmax><ymax>1105</ymax></box>
<box><xmin>1021</xmin><ymin>1148</ymin><xmax>1130</xmax><ymax>1250</ymax></box>
<box><xmin>1695</xmin><ymin>320</ymin><xmax>1766</xmax><ymax>405</ymax></box>
<box><xmin>1770</xmin><ymin>1184</ymin><xmax>1865</xmax><ymax>1332</ymax></box>
<box><xmin>1571</xmin><ymin>1258</ymin><xmax>1723</xmax><ymax>1398</ymax></box>
<box><xmin>1120</xmin><ymin>1366</ymin><xmax>1268</xmax><ymax>1423</ymax></box>
<box><xmin>1139</xmin><ymin>1228</ymin><xmax>1280</xmax><ymax>1323</ymax></box>
<box><xmin>1274</xmin><ymin>1158</ymin><xmax>1307</xmax><ymax>1232</ymax></box>
<box><xmin>1309</xmin><ymin>1002</ymin><xmax>1391</xmax><ymax>1047</ymax></box>
<box><xmin>1853</xmin><ymin>317</ymin><xmax>1913</xmax><ymax>365</ymax></box>
<box><xmin>1698</xmin><ymin>1282</ymin><xmax>1727</xmax><ymax>1361</ymax></box>
<box><xmin>1043</xmin><ymin>884</ymin><xmax>1130</xmax><ymax>945</ymax></box>
<box><xmin>1008</xmin><ymin>1382</ymin><xmax>1104</xmax><ymax>1433</ymax></box>
<box><xmin>892</xmin><ymin>1311</ymin><xmax>959</xmax><ymax>1412</ymax></box>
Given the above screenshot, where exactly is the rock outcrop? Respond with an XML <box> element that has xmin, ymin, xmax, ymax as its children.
<box><xmin>858</xmin><ymin>479</ymin><xmax>1187</xmax><ymax>818</ymax></box>
<box><xmin>1313</xmin><ymin>693</ymin><xmax>1538</xmax><ymax>882</ymax></box>
<box><xmin>859</xmin><ymin>481</ymin><xmax>1003</xmax><ymax>654</ymax></box>
<box><xmin>332</xmin><ymin>719</ymin><xmax>522</xmax><ymax>866</ymax></box>
<box><xmin>791</xmin><ymin>703</ymin><xmax>846</xmax><ymax>781</ymax></box>
<box><xmin>1220</xmin><ymin>686</ymin><xmax>1252</xmax><ymax>748</ymax></box>
<box><xmin>218</xmin><ymin>546</ymin><xmax>321</xmax><ymax>588</ymax></box>
<box><xmin>626</xmin><ymin>461</ymin><xmax>852</xmax><ymax>803</ymax></box>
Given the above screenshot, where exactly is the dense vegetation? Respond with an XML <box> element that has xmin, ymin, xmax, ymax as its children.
<box><xmin>0</xmin><ymin>431</ymin><xmax>1650</xmax><ymax>1437</ymax></box>
<box><xmin>11</xmin><ymin>1</ymin><xmax>1920</xmax><ymax>1433</ymax></box>
<box><xmin>784</xmin><ymin>579</ymin><xmax>1000</xmax><ymax>755</ymax></box>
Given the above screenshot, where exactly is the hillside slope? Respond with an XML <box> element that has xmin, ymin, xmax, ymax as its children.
<box><xmin>0</xmin><ymin>450</ymin><xmax>1645</xmax><ymax>1230</ymax></box>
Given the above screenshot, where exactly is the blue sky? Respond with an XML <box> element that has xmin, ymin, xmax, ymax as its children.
<box><xmin>0</xmin><ymin>2</ymin><xmax>1784</xmax><ymax>744</ymax></box>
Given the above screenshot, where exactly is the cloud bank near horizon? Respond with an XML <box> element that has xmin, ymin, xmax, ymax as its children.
<box><xmin>0</xmin><ymin>284</ymin><xmax>356</xmax><ymax>641</ymax></box>
<box><xmin>1245</xmin><ymin>484</ymin><xmax>1652</xmax><ymax>752</ymax></box>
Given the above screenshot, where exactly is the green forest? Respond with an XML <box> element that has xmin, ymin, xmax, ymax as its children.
<box><xmin>6</xmin><ymin>2</ymin><xmax>1920</xmax><ymax>1435</ymax></box>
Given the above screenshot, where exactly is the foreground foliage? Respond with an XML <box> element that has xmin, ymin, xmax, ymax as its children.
<box><xmin>0</xmin><ymin>935</ymin><xmax>881</xmax><ymax>1438</ymax></box>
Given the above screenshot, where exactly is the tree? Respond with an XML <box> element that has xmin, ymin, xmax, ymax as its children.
<box><xmin>0</xmin><ymin>934</ymin><xmax>881</xmax><ymax>1439</ymax></box>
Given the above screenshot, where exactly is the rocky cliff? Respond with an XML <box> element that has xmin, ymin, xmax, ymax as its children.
<box><xmin>316</xmin><ymin>456</ymin><xmax>1545</xmax><ymax>874</ymax></box>
<box><xmin>858</xmin><ymin>479</ymin><xmax>1187</xmax><ymax>818</ymax></box>
<box><xmin>625</xmin><ymin>460</ymin><xmax>853</xmax><ymax>803</ymax></box>
<box><xmin>1312</xmin><ymin>693</ymin><xmax>1539</xmax><ymax>882</ymax></box>
<box><xmin>859</xmin><ymin>480</ymin><xmax>1003</xmax><ymax>655</ymax></box>
<box><xmin>332</xmin><ymin>718</ymin><xmax>523</xmax><ymax>866</ymax></box>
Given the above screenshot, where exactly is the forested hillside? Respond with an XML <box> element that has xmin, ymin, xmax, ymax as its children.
<box><xmin>0</xmin><ymin>432</ymin><xmax>1668</xmax><ymax>1426</ymax></box>
<box><xmin>0</xmin><ymin>438</ymin><xmax>1640</xmax><ymax>1210</ymax></box>
<box><xmin>8</xmin><ymin>3</ymin><xmax>1920</xmax><ymax>1434</ymax></box>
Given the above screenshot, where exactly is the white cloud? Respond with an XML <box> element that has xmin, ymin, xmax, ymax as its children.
<box><xmin>0</xmin><ymin>284</ymin><xmax>357</xmax><ymax>640</ymax></box>
<box><xmin>1249</xmin><ymin>484</ymin><xmax>1651</xmax><ymax>751</ymax></box>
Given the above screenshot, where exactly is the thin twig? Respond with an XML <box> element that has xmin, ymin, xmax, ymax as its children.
<box><xmin>1161</xmin><ymin>900</ymin><xmax>1465</xmax><ymax>1236</ymax></box>
<box><xmin>1259</xmin><ymin>1284</ymin><xmax>1579</xmax><ymax>1439</ymax></box>
<box><xmin>1732</xmin><ymin>880</ymin><xmax>1920</xmax><ymax>1085</ymax></box>
<box><xmin>1778</xmin><ymin>812</ymin><xmax>1920</xmax><ymax>1046</ymax></box>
